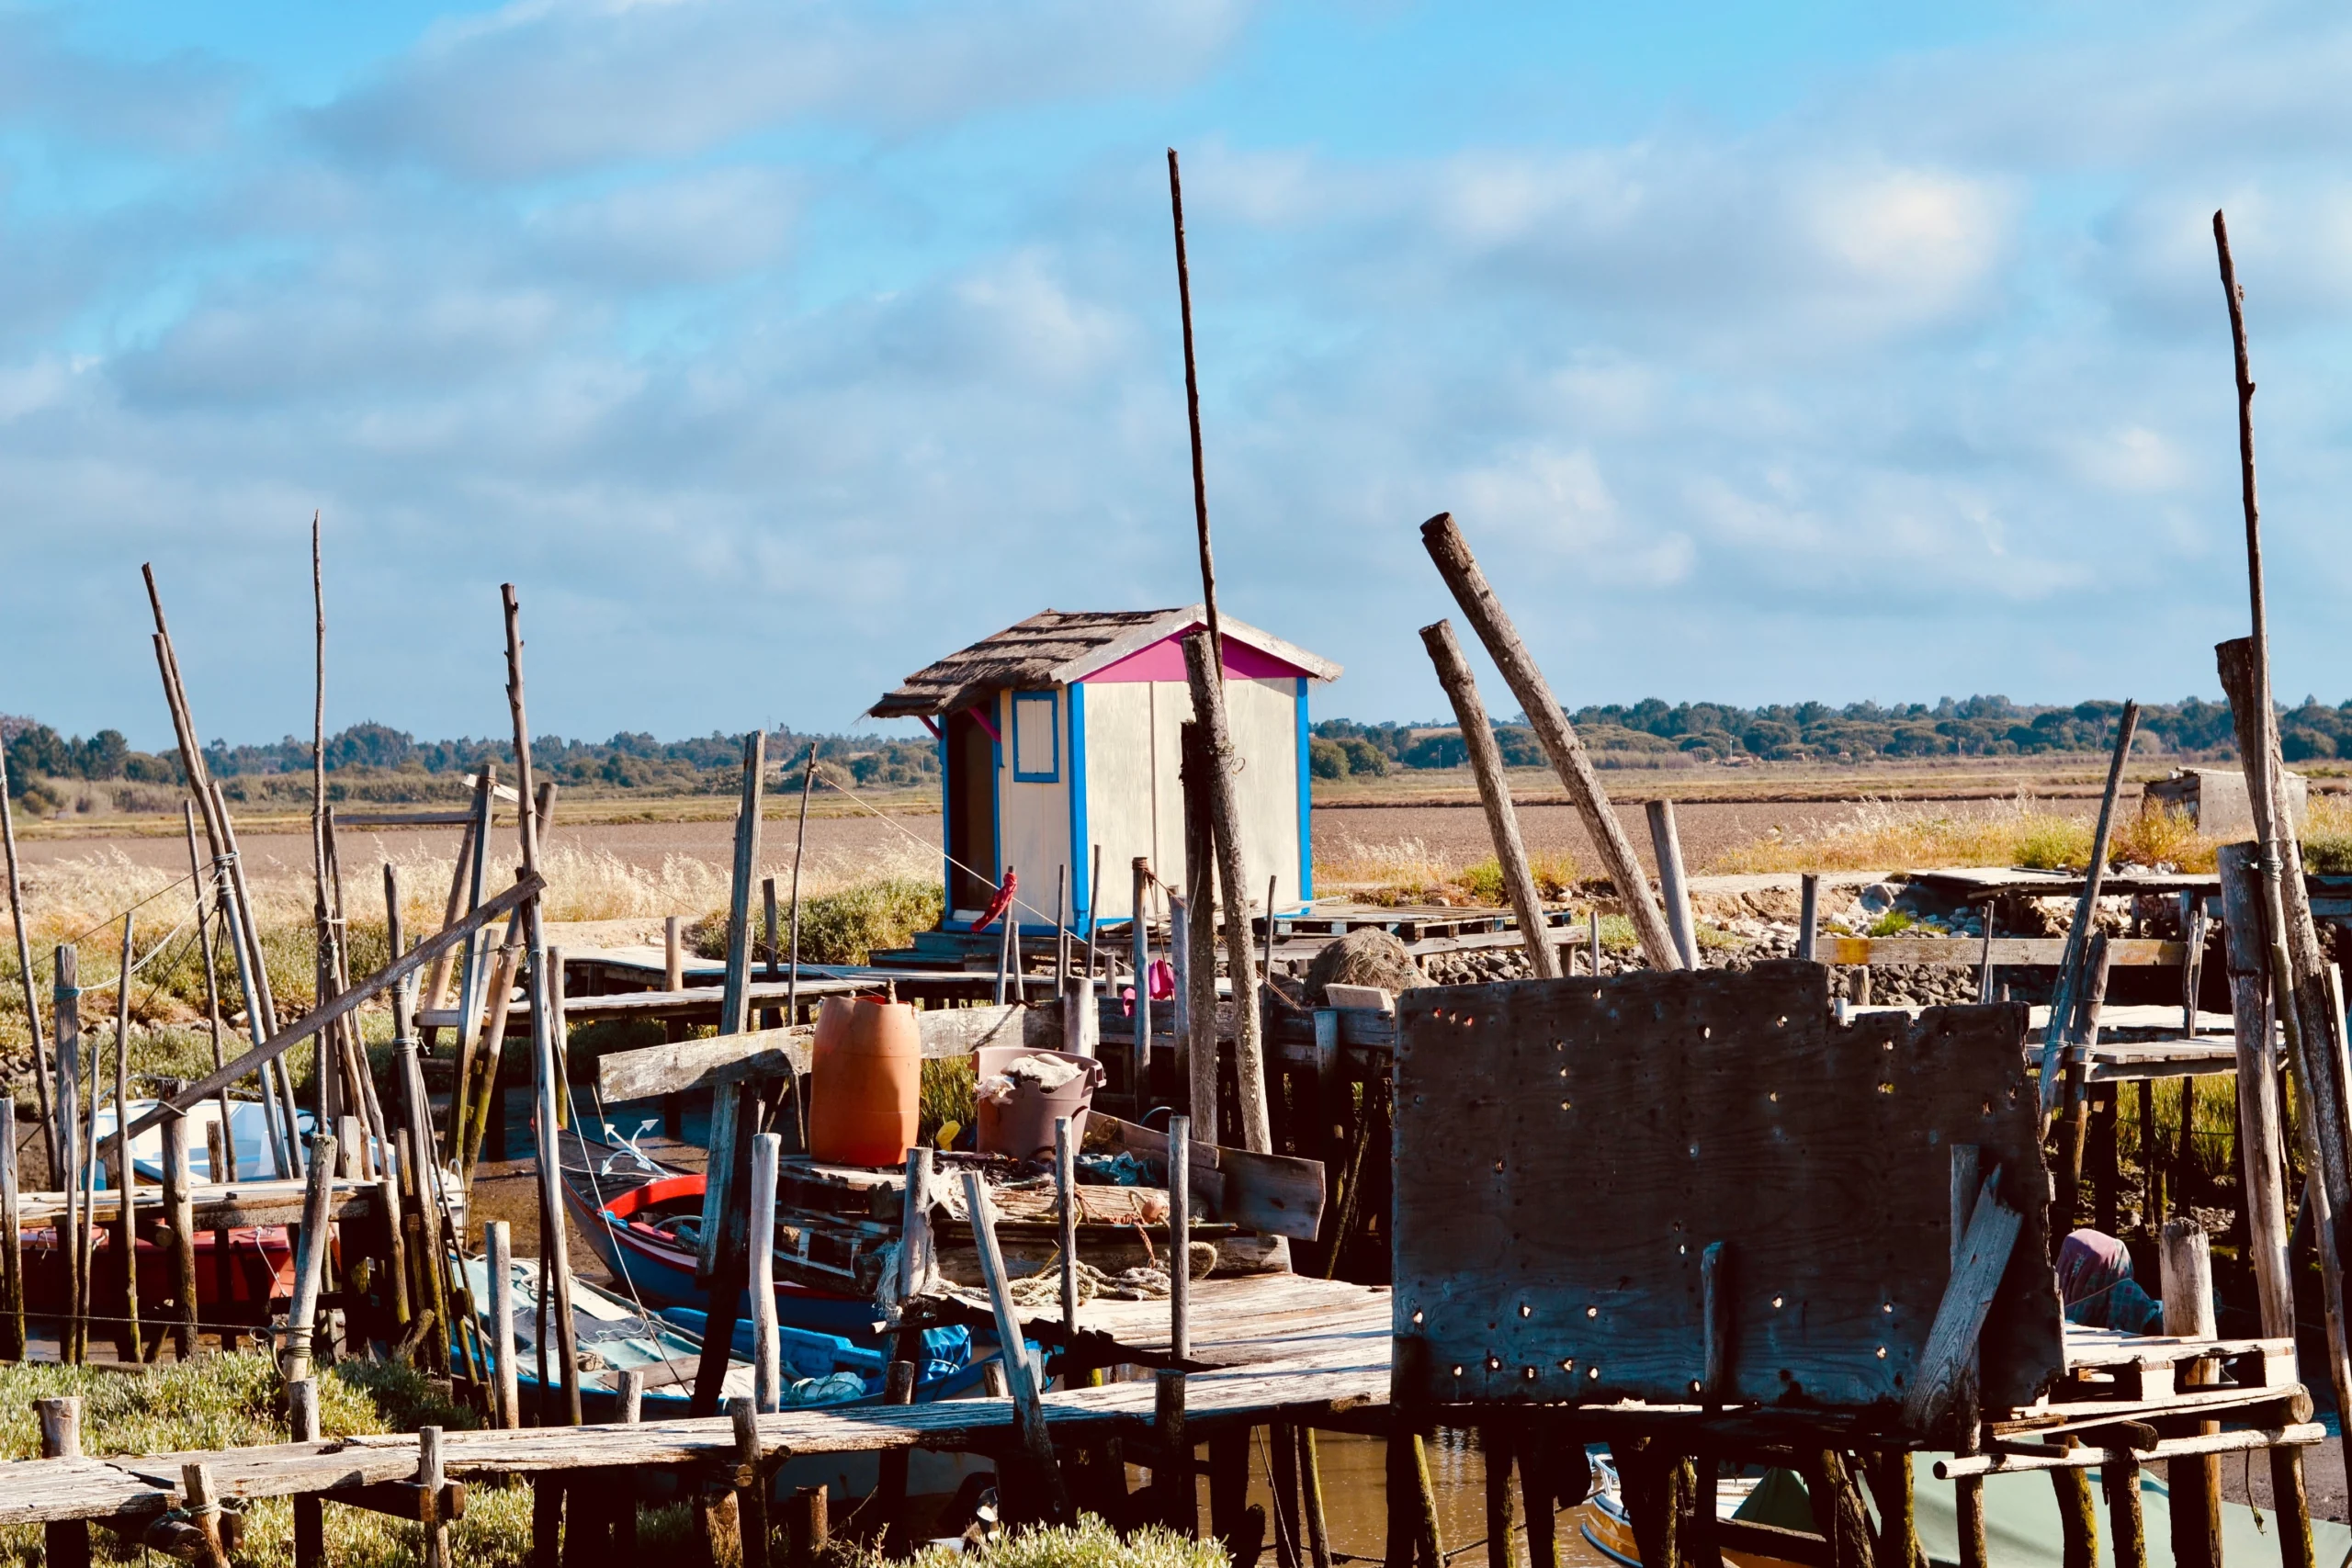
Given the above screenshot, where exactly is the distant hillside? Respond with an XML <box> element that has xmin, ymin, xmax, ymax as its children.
<box><xmin>1309</xmin><ymin>694</ymin><xmax>2352</xmax><ymax>779</ymax></box>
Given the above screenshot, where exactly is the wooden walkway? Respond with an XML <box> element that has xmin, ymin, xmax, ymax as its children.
<box><xmin>0</xmin><ymin>1278</ymin><xmax>1392</xmax><ymax>1530</ymax></box>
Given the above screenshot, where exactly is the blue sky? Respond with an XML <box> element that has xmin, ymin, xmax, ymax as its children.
<box><xmin>3</xmin><ymin>1</ymin><xmax>2347</xmax><ymax>750</ymax></box>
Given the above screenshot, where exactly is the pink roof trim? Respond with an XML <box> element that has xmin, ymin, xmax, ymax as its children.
<box><xmin>1082</xmin><ymin>627</ymin><xmax>1311</xmax><ymax>684</ymax></box>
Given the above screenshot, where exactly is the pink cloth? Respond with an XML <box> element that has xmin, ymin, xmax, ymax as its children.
<box><xmin>2056</xmin><ymin>1228</ymin><xmax>2132</xmax><ymax>1307</ymax></box>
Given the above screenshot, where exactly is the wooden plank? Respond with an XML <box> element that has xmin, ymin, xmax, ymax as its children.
<box><xmin>1391</xmin><ymin>964</ymin><xmax>2062</xmax><ymax>1418</ymax></box>
<box><xmin>1937</xmin><ymin>1423</ymin><xmax>2325</xmax><ymax>1478</ymax></box>
<box><xmin>1901</xmin><ymin>1173</ymin><xmax>2021</xmax><ymax>1435</ymax></box>
<box><xmin>1084</xmin><ymin>1114</ymin><xmax>1326</xmax><ymax>1241</ymax></box>
<box><xmin>125</xmin><ymin>873</ymin><xmax>544</xmax><ymax>1140</ymax></box>
<box><xmin>332</xmin><ymin>811</ymin><xmax>479</xmax><ymax>829</ymax></box>
<box><xmin>596</xmin><ymin>1006</ymin><xmax>1057</xmax><ymax>1101</ymax></box>
<box><xmin>1815</xmin><ymin>938</ymin><xmax>2187</xmax><ymax>969</ymax></box>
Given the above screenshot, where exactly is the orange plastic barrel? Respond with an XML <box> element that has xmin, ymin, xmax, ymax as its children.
<box><xmin>807</xmin><ymin>996</ymin><xmax>922</xmax><ymax>1168</ymax></box>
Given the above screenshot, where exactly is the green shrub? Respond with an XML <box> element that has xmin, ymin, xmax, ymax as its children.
<box><xmin>866</xmin><ymin>1517</ymin><xmax>1228</xmax><ymax>1568</ymax></box>
<box><xmin>692</xmin><ymin>878</ymin><xmax>945</xmax><ymax>966</ymax></box>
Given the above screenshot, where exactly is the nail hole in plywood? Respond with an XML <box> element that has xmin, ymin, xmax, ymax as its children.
<box><xmin>1412</xmin><ymin>1309</ymin><xmax>1425</xmax><ymax>1325</ymax></box>
<box><xmin>1587</xmin><ymin>1306</ymin><xmax>1599</xmax><ymax>1318</ymax></box>
<box><xmin>1588</xmin><ymin>1366</ymin><xmax>1600</xmax><ymax>1380</ymax></box>
<box><xmin>1772</xmin><ymin>1295</ymin><xmax>1783</xmax><ymax>1309</ymax></box>
<box><xmin>1560</xmin><ymin>1359</ymin><xmax>1575</xmax><ymax>1373</ymax></box>
<box><xmin>1520</xmin><ymin>1304</ymin><xmax>1532</xmax><ymax>1318</ymax></box>
<box><xmin>1487</xmin><ymin>1355</ymin><xmax>1501</xmax><ymax>1371</ymax></box>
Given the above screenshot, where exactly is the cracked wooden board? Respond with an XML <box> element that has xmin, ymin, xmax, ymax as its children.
<box><xmin>1391</xmin><ymin>961</ymin><xmax>2062</xmax><ymax>1430</ymax></box>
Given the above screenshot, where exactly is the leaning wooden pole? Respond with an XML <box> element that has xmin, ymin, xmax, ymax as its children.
<box><xmin>1419</xmin><ymin>513</ymin><xmax>1683</xmax><ymax>971</ymax></box>
<box><xmin>1182</xmin><ymin>634</ymin><xmax>1273</xmax><ymax>1160</ymax></box>
<box><xmin>501</xmin><ymin>583</ymin><xmax>582</xmax><ymax>1425</ymax></box>
<box><xmin>109</xmin><ymin>913</ymin><xmax>140</xmax><ymax>1363</ymax></box>
<box><xmin>1421</xmin><ymin>620</ymin><xmax>1559</xmax><ymax>980</ymax></box>
<box><xmin>308</xmin><ymin>513</ymin><xmax>343</xmax><ymax>1136</ymax></box>
<box><xmin>2036</xmin><ymin>702</ymin><xmax>2140</xmax><ymax>1114</ymax></box>
<box><xmin>0</xmin><ymin>744</ymin><xmax>58</xmax><ymax>1187</ymax></box>
<box><xmin>1166</xmin><ymin>148</ymin><xmax>1226</xmax><ymax>671</ymax></box>
<box><xmin>2218</xmin><ymin>845</ymin><xmax>2319</xmax><ymax>1568</ymax></box>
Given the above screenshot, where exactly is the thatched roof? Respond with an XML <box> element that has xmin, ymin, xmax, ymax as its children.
<box><xmin>869</xmin><ymin>604</ymin><xmax>1340</xmax><ymax>719</ymax></box>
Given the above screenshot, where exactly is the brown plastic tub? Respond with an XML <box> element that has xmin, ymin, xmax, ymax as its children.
<box><xmin>974</xmin><ymin>1046</ymin><xmax>1105</xmax><ymax>1163</ymax></box>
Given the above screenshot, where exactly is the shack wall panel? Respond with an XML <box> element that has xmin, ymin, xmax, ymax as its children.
<box><xmin>997</xmin><ymin>689</ymin><xmax>1073</xmax><ymax>927</ymax></box>
<box><xmin>1226</xmin><ymin>674</ymin><xmax>1304</xmax><ymax>909</ymax></box>
<box><xmin>1079</xmin><ymin>681</ymin><xmax>1159</xmax><ymax>923</ymax></box>
<box><xmin>1391</xmin><ymin>963</ymin><xmax>2061</xmax><ymax>1427</ymax></box>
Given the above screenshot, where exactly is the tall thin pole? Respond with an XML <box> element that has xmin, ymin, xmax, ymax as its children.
<box><xmin>501</xmin><ymin>583</ymin><xmax>580</xmax><ymax>1425</ymax></box>
<box><xmin>310</xmin><ymin>514</ymin><xmax>341</xmax><ymax>1134</ymax></box>
<box><xmin>2216</xmin><ymin>212</ymin><xmax>2271</xmax><ymax>748</ymax></box>
<box><xmin>786</xmin><ymin>744</ymin><xmax>818</xmax><ymax>1146</ymax></box>
<box><xmin>0</xmin><ymin>741</ymin><xmax>56</xmax><ymax>1186</ymax></box>
<box><xmin>1167</xmin><ymin>148</ymin><xmax>1224</xmax><ymax>673</ymax></box>
<box><xmin>183</xmin><ymin>803</ymin><xmax>236</xmax><ymax>1182</ymax></box>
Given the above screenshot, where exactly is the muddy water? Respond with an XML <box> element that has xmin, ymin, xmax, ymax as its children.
<box><xmin>1210</xmin><ymin>1427</ymin><xmax>1616</xmax><ymax>1568</ymax></box>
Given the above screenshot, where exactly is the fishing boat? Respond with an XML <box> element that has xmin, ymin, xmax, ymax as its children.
<box><xmin>466</xmin><ymin>1256</ymin><xmax>997</xmax><ymax>1416</ymax></box>
<box><xmin>1582</xmin><ymin>1452</ymin><xmax>1796</xmax><ymax>1568</ymax></box>
<box><xmin>561</xmin><ymin>1122</ymin><xmax>1239</xmax><ymax>1345</ymax></box>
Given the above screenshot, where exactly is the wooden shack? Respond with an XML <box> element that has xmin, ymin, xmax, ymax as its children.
<box><xmin>2143</xmin><ymin>765</ymin><xmax>2307</xmax><ymax>840</ymax></box>
<box><xmin>869</xmin><ymin>606</ymin><xmax>1341</xmax><ymax>930</ymax></box>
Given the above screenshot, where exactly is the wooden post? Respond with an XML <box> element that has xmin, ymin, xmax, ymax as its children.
<box><xmin>729</xmin><ymin>1396</ymin><xmax>770</xmax><ymax>1567</ymax></box>
<box><xmin>2053</xmin><ymin>934</ymin><xmax>2117</xmax><ymax>1234</ymax></box>
<box><xmin>415</xmin><ymin>1426</ymin><xmax>453</xmax><ymax>1568</ymax></box>
<box><xmin>38</xmin><ymin>1396</ymin><xmax>90</xmax><ymax>1568</ymax></box>
<box><xmin>1132</xmin><ymin>857</ymin><xmax>1153</xmax><ymax>1074</ymax></box>
<box><xmin>537</xmin><ymin>1476</ymin><xmax>569</xmax><ymax>1568</ymax></box>
<box><xmin>1169</xmin><ymin>1112</ymin><xmax>1193</xmax><ymax>1360</ymax></box>
<box><xmin>2052</xmin><ymin>1457</ymin><xmax>2098</xmax><ymax>1568</ymax></box>
<box><xmin>0</xmin><ymin>1095</ymin><xmax>20</xmax><ymax>1360</ymax></box>
<box><xmin>0</xmin><ymin>742</ymin><xmax>57</xmax><ymax>1189</ymax></box>
<box><xmin>1056</xmin><ymin>1114</ymin><xmax>1080</xmax><ymax>1336</ymax></box>
<box><xmin>784</xmin><ymin>745</ymin><xmax>819</xmax><ymax>1130</ymax></box>
<box><xmin>1181</xmin><ymin>720</ymin><xmax>1220</xmax><ymax>1133</ymax></box>
<box><xmin>899</xmin><ymin>1145</ymin><xmax>933</xmax><ymax>1301</ymax></box>
<box><xmin>2220</xmin><ymin>847</ymin><xmax>2312</xmax><ymax>1360</ymax></box>
<box><xmin>162</xmin><ymin>1112</ymin><xmax>198</xmax><ymax>1359</ymax></box>
<box><xmin>56</xmin><ymin>947</ymin><xmax>84</xmax><ymax>1365</ymax></box>
<box><xmin>786</xmin><ymin>1484</ymin><xmax>829</xmax><ymax>1568</ymax></box>
<box><xmin>2103</xmin><ymin>1450</ymin><xmax>2147</xmax><ymax>1568</ymax></box>
<box><xmin>2161</xmin><ymin>1221</ymin><xmax>2222</xmax><ymax>1568</ymax></box>
<box><xmin>290</xmin><ymin>1376</ymin><xmax>324</xmax><ymax>1567</ymax></box>
<box><xmin>876</xmin><ymin>1359</ymin><xmax>921</xmax><ymax>1557</ymax></box>
<box><xmin>1208</xmin><ymin>1429</ymin><xmax>1253</xmax><ymax>1566</ymax></box>
<box><xmin>762</xmin><ymin>875</ymin><xmax>782</xmax><ymax>1031</ymax></box>
<box><xmin>185</xmin><ymin>804</ymin><xmax>238</xmax><ymax>1184</ymax></box>
<box><xmin>182</xmin><ymin>1462</ymin><xmax>230</xmax><ymax>1568</ymax></box>
<box><xmin>1270</xmin><ymin>1422</ymin><xmax>1306</xmax><ymax>1568</ymax></box>
<box><xmin>109</xmin><ymin>910</ymin><xmax>140</xmax><ymax>1362</ymax></box>
<box><xmin>1484</xmin><ymin>1423</ymin><xmax>1522</xmax><ymax>1568</ymax></box>
<box><xmin>1063</xmin><ymin>973</ymin><xmax>1098</xmax><ymax>1061</ymax></box>
<box><xmin>963</xmin><ymin>1168</ymin><xmax>1071</xmax><ymax>1521</ymax></box>
<box><xmin>503</xmin><ymin>581</ymin><xmax>581</xmax><ymax>1427</ymax></box>
<box><xmin>1645</xmin><ymin>799</ymin><xmax>1702</xmax><ymax>970</ymax></box>
<box><xmin>749</xmin><ymin>1131</ymin><xmax>783</xmax><ymax>1412</ymax></box>
<box><xmin>1181</xmin><ymin>633</ymin><xmax>1275</xmax><ymax>1158</ymax></box>
<box><xmin>1797</xmin><ymin>874</ymin><xmax>1819</xmax><ymax>964</ymax></box>
<box><xmin>720</xmin><ymin>732</ymin><xmax>767</xmax><ymax>1039</ymax></box>
<box><xmin>1977</xmin><ymin>902</ymin><xmax>1999</xmax><ymax>1005</ymax></box>
<box><xmin>1300</xmin><ymin>1428</ymin><xmax>1333</xmax><ymax>1568</ymax></box>
<box><xmin>1420</xmin><ymin>619</ymin><xmax>1559</xmax><ymax>979</ymax></box>
<box><xmin>1419</xmin><ymin>513</ymin><xmax>1681</xmax><ymax>970</ymax></box>
<box><xmin>1951</xmin><ymin>1145</ymin><xmax>1987</xmax><ymax>1568</ymax></box>
<box><xmin>664</xmin><ymin>915</ymin><xmax>684</xmax><ymax>993</ymax></box>
<box><xmin>2038</xmin><ymin>702</ymin><xmax>2140</xmax><ymax>1114</ymax></box>
<box><xmin>1170</xmin><ymin>886</ymin><xmax>1191</xmax><ymax>1096</ymax></box>
<box><xmin>1588</xmin><ymin>911</ymin><xmax>1601</xmax><ymax>978</ymax></box>
<box><xmin>284</xmin><ymin>1132</ymin><xmax>338</xmax><ymax>1382</ymax></box>
<box><xmin>488</xmin><ymin>1220</ymin><xmax>520</xmax><ymax>1428</ymax></box>
<box><xmin>1157</xmin><ymin>1368</ymin><xmax>1193</xmax><ymax>1533</ymax></box>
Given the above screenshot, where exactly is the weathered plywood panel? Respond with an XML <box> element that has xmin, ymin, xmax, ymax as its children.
<box><xmin>1391</xmin><ymin>962</ymin><xmax>2061</xmax><ymax>1429</ymax></box>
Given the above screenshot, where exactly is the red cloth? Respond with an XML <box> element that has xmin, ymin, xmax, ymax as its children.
<box><xmin>972</xmin><ymin>870</ymin><xmax>1017</xmax><ymax>931</ymax></box>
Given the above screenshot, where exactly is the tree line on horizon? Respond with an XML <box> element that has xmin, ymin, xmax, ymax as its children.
<box><xmin>7</xmin><ymin>689</ymin><xmax>2351</xmax><ymax>806</ymax></box>
<box><xmin>1310</xmin><ymin>693</ymin><xmax>2352</xmax><ymax>778</ymax></box>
